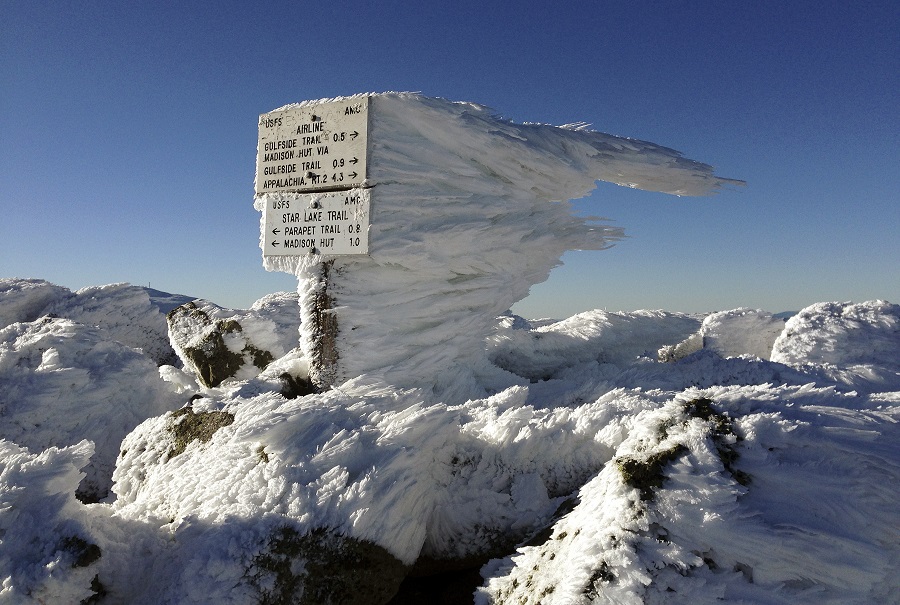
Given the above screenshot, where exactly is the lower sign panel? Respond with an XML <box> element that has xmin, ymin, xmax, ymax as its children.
<box><xmin>263</xmin><ymin>189</ymin><xmax>370</xmax><ymax>256</ymax></box>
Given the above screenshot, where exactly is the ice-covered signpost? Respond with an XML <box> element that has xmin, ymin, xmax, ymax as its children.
<box><xmin>254</xmin><ymin>93</ymin><xmax>739</xmax><ymax>398</ymax></box>
<box><xmin>255</xmin><ymin>97</ymin><xmax>372</xmax><ymax>390</ymax></box>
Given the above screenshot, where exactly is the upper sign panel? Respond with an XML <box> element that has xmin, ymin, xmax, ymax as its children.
<box><xmin>256</xmin><ymin>97</ymin><xmax>369</xmax><ymax>194</ymax></box>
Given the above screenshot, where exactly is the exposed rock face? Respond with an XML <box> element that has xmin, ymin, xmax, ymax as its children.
<box><xmin>250</xmin><ymin>527</ymin><xmax>408</xmax><ymax>605</ymax></box>
<box><xmin>166</xmin><ymin>407</ymin><xmax>235</xmax><ymax>459</ymax></box>
<box><xmin>166</xmin><ymin>294</ymin><xmax>301</xmax><ymax>388</ymax></box>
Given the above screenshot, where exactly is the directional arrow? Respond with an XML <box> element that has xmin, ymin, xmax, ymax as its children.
<box><xmin>349</xmin><ymin>157</ymin><xmax>359</xmax><ymax>165</ymax></box>
<box><xmin>348</xmin><ymin>171</ymin><xmax>358</xmax><ymax>179</ymax></box>
<box><xmin>272</xmin><ymin>240</ymin><xmax>280</xmax><ymax>247</ymax></box>
<box><xmin>272</xmin><ymin>228</ymin><xmax>281</xmax><ymax>235</ymax></box>
<box><xmin>349</xmin><ymin>131</ymin><xmax>359</xmax><ymax>140</ymax></box>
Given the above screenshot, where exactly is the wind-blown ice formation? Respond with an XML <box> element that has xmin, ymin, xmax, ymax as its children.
<box><xmin>255</xmin><ymin>93</ymin><xmax>741</xmax><ymax>399</ymax></box>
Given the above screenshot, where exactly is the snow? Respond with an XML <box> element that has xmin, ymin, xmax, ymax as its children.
<box><xmin>0</xmin><ymin>315</ymin><xmax>182</xmax><ymax>501</ymax></box>
<box><xmin>0</xmin><ymin>279</ymin><xmax>186</xmax><ymax>366</ymax></box>
<box><xmin>0</xmin><ymin>95</ymin><xmax>896</xmax><ymax>604</ymax></box>
<box><xmin>1</xmin><ymin>279</ymin><xmax>897</xmax><ymax>603</ymax></box>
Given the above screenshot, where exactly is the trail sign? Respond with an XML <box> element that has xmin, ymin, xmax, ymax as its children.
<box><xmin>263</xmin><ymin>189</ymin><xmax>370</xmax><ymax>256</ymax></box>
<box><xmin>256</xmin><ymin>97</ymin><xmax>369</xmax><ymax>194</ymax></box>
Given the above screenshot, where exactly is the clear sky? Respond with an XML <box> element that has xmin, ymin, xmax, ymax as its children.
<box><xmin>2</xmin><ymin>1</ymin><xmax>897</xmax><ymax>318</ymax></box>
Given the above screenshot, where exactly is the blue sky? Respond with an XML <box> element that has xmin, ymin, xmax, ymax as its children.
<box><xmin>2</xmin><ymin>1</ymin><xmax>897</xmax><ymax>317</ymax></box>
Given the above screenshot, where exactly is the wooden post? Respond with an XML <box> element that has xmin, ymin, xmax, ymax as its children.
<box><xmin>308</xmin><ymin>260</ymin><xmax>338</xmax><ymax>390</ymax></box>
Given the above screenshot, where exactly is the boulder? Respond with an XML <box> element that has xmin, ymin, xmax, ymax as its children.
<box><xmin>166</xmin><ymin>293</ymin><xmax>300</xmax><ymax>388</ymax></box>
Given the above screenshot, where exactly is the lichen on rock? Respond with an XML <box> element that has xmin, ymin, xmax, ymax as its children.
<box><xmin>166</xmin><ymin>406</ymin><xmax>235</xmax><ymax>459</ymax></box>
<box><xmin>166</xmin><ymin>297</ymin><xmax>300</xmax><ymax>388</ymax></box>
<box><xmin>249</xmin><ymin>526</ymin><xmax>408</xmax><ymax>605</ymax></box>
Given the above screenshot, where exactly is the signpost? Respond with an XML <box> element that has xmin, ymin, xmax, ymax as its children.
<box><xmin>262</xmin><ymin>190</ymin><xmax>370</xmax><ymax>256</ymax></box>
<box><xmin>255</xmin><ymin>96</ymin><xmax>372</xmax><ymax>390</ymax></box>
<box><xmin>256</xmin><ymin>96</ymin><xmax>371</xmax><ymax>258</ymax></box>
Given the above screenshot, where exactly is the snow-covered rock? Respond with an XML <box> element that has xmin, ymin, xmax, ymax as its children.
<box><xmin>771</xmin><ymin>300</ymin><xmax>900</xmax><ymax>392</ymax></box>
<box><xmin>490</xmin><ymin>309</ymin><xmax>701</xmax><ymax>381</ymax></box>
<box><xmin>0</xmin><ymin>440</ymin><xmax>104</xmax><ymax>603</ymax></box>
<box><xmin>166</xmin><ymin>292</ymin><xmax>301</xmax><ymax>388</ymax></box>
<box><xmin>478</xmin><ymin>386</ymin><xmax>900</xmax><ymax>605</ymax></box>
<box><xmin>0</xmin><ymin>291</ymin><xmax>898</xmax><ymax>603</ymax></box>
<box><xmin>45</xmin><ymin>283</ymin><xmax>182</xmax><ymax>366</ymax></box>
<box><xmin>0</xmin><ymin>278</ymin><xmax>71</xmax><ymax>328</ymax></box>
<box><xmin>0</xmin><ymin>279</ymin><xmax>183</xmax><ymax>366</ymax></box>
<box><xmin>659</xmin><ymin>308</ymin><xmax>785</xmax><ymax>362</ymax></box>
<box><xmin>0</xmin><ymin>316</ymin><xmax>182</xmax><ymax>501</ymax></box>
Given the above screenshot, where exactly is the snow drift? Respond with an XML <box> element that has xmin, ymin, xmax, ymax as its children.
<box><xmin>0</xmin><ymin>278</ymin><xmax>897</xmax><ymax>604</ymax></box>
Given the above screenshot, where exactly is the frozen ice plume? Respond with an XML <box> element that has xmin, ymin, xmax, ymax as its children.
<box><xmin>256</xmin><ymin>93</ymin><xmax>741</xmax><ymax>400</ymax></box>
